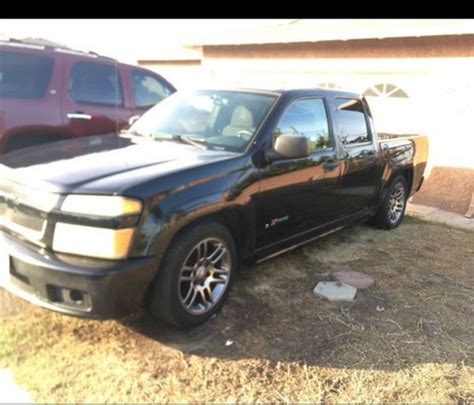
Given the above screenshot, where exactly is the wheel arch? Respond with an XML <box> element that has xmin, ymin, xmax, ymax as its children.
<box><xmin>398</xmin><ymin>167</ymin><xmax>413</xmax><ymax>195</ymax></box>
<box><xmin>159</xmin><ymin>206</ymin><xmax>253</xmax><ymax>262</ymax></box>
<box><xmin>142</xmin><ymin>206</ymin><xmax>252</xmax><ymax>322</ymax></box>
<box><xmin>372</xmin><ymin>167</ymin><xmax>411</xmax><ymax>230</ymax></box>
<box><xmin>381</xmin><ymin>166</ymin><xmax>413</xmax><ymax>202</ymax></box>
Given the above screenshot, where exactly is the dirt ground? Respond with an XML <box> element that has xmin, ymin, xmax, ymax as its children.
<box><xmin>411</xmin><ymin>166</ymin><xmax>474</xmax><ymax>215</ymax></box>
<box><xmin>0</xmin><ymin>216</ymin><xmax>473</xmax><ymax>403</ymax></box>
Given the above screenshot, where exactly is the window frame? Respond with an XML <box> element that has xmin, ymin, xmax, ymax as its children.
<box><xmin>131</xmin><ymin>68</ymin><xmax>174</xmax><ymax>110</ymax></box>
<box><xmin>334</xmin><ymin>97</ymin><xmax>373</xmax><ymax>148</ymax></box>
<box><xmin>68</xmin><ymin>61</ymin><xmax>124</xmax><ymax>107</ymax></box>
<box><xmin>272</xmin><ymin>96</ymin><xmax>336</xmax><ymax>155</ymax></box>
<box><xmin>0</xmin><ymin>50</ymin><xmax>54</xmax><ymax>99</ymax></box>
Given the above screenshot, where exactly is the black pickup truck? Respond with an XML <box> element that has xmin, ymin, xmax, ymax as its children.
<box><xmin>0</xmin><ymin>88</ymin><xmax>428</xmax><ymax>327</ymax></box>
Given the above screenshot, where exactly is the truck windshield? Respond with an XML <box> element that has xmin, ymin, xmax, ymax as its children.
<box><xmin>129</xmin><ymin>90</ymin><xmax>277</xmax><ymax>152</ymax></box>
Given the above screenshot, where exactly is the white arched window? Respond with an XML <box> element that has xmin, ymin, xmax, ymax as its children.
<box><xmin>363</xmin><ymin>83</ymin><xmax>412</xmax><ymax>133</ymax></box>
<box><xmin>363</xmin><ymin>83</ymin><xmax>408</xmax><ymax>98</ymax></box>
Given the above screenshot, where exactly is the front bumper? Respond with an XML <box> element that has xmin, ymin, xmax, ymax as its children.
<box><xmin>0</xmin><ymin>231</ymin><xmax>157</xmax><ymax>319</ymax></box>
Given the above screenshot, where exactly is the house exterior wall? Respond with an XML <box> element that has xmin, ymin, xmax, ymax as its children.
<box><xmin>202</xmin><ymin>35</ymin><xmax>474</xmax><ymax>59</ymax></box>
<box><xmin>200</xmin><ymin>36</ymin><xmax>474</xmax><ymax>170</ymax></box>
<box><xmin>138</xmin><ymin>60</ymin><xmax>203</xmax><ymax>90</ymax></box>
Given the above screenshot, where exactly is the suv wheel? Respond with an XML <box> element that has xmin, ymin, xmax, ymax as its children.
<box><xmin>371</xmin><ymin>175</ymin><xmax>408</xmax><ymax>229</ymax></box>
<box><xmin>148</xmin><ymin>222</ymin><xmax>237</xmax><ymax>328</ymax></box>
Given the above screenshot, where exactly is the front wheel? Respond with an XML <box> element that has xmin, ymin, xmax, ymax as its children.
<box><xmin>371</xmin><ymin>176</ymin><xmax>408</xmax><ymax>229</ymax></box>
<box><xmin>148</xmin><ymin>222</ymin><xmax>237</xmax><ymax>328</ymax></box>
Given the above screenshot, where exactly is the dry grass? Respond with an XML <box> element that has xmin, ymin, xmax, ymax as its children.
<box><xmin>0</xmin><ymin>216</ymin><xmax>473</xmax><ymax>402</ymax></box>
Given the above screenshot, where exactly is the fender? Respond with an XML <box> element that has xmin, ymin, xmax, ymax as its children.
<box><xmin>376</xmin><ymin>139</ymin><xmax>415</xmax><ymax>203</ymax></box>
<box><xmin>130</xmin><ymin>164</ymin><xmax>260</xmax><ymax>261</ymax></box>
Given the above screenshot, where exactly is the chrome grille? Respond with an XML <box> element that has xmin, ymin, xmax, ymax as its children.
<box><xmin>0</xmin><ymin>204</ymin><xmax>45</xmax><ymax>232</ymax></box>
<box><xmin>0</xmin><ymin>178</ymin><xmax>56</xmax><ymax>244</ymax></box>
<box><xmin>0</xmin><ymin>202</ymin><xmax>47</xmax><ymax>243</ymax></box>
<box><xmin>0</xmin><ymin>178</ymin><xmax>31</xmax><ymax>203</ymax></box>
<box><xmin>0</xmin><ymin>177</ymin><xmax>59</xmax><ymax>212</ymax></box>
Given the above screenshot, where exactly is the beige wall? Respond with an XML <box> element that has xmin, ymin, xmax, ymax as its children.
<box><xmin>138</xmin><ymin>60</ymin><xmax>204</xmax><ymax>90</ymax></box>
<box><xmin>139</xmin><ymin>37</ymin><xmax>474</xmax><ymax>170</ymax></box>
<box><xmin>202</xmin><ymin>35</ymin><xmax>474</xmax><ymax>59</ymax></box>
<box><xmin>198</xmin><ymin>37</ymin><xmax>474</xmax><ymax>171</ymax></box>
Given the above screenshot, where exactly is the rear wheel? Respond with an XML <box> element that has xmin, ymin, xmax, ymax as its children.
<box><xmin>371</xmin><ymin>176</ymin><xmax>408</xmax><ymax>229</ymax></box>
<box><xmin>148</xmin><ymin>222</ymin><xmax>237</xmax><ymax>328</ymax></box>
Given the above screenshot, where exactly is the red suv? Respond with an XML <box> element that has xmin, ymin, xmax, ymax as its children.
<box><xmin>0</xmin><ymin>38</ymin><xmax>176</xmax><ymax>153</ymax></box>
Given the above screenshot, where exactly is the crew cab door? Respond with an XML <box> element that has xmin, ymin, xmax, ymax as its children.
<box><xmin>61</xmin><ymin>59</ymin><xmax>129</xmax><ymax>137</ymax></box>
<box><xmin>255</xmin><ymin>97</ymin><xmax>342</xmax><ymax>249</ymax></box>
<box><xmin>334</xmin><ymin>97</ymin><xmax>381</xmax><ymax>215</ymax></box>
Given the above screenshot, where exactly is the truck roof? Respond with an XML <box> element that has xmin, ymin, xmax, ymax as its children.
<box><xmin>274</xmin><ymin>88</ymin><xmax>361</xmax><ymax>99</ymax></box>
<box><xmin>195</xmin><ymin>87</ymin><xmax>362</xmax><ymax>99</ymax></box>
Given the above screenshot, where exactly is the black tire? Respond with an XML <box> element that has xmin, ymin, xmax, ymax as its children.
<box><xmin>371</xmin><ymin>175</ymin><xmax>408</xmax><ymax>230</ymax></box>
<box><xmin>148</xmin><ymin>221</ymin><xmax>237</xmax><ymax>328</ymax></box>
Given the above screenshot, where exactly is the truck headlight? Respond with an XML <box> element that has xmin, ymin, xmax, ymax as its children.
<box><xmin>61</xmin><ymin>195</ymin><xmax>142</xmax><ymax>217</ymax></box>
<box><xmin>53</xmin><ymin>223</ymin><xmax>134</xmax><ymax>259</ymax></box>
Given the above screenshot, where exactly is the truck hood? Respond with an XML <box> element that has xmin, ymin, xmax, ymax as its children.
<box><xmin>0</xmin><ymin>134</ymin><xmax>240</xmax><ymax>194</ymax></box>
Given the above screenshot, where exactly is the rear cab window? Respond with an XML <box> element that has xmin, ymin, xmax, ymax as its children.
<box><xmin>132</xmin><ymin>69</ymin><xmax>173</xmax><ymax>109</ymax></box>
<box><xmin>0</xmin><ymin>50</ymin><xmax>54</xmax><ymax>99</ymax></box>
<box><xmin>68</xmin><ymin>61</ymin><xmax>123</xmax><ymax>106</ymax></box>
<box><xmin>273</xmin><ymin>97</ymin><xmax>332</xmax><ymax>153</ymax></box>
<box><xmin>334</xmin><ymin>98</ymin><xmax>371</xmax><ymax>146</ymax></box>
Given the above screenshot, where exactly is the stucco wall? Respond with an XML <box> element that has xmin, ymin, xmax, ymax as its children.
<box><xmin>138</xmin><ymin>60</ymin><xmax>203</xmax><ymax>90</ymax></box>
<box><xmin>198</xmin><ymin>38</ymin><xmax>474</xmax><ymax>171</ymax></box>
<box><xmin>141</xmin><ymin>54</ymin><xmax>474</xmax><ymax>169</ymax></box>
<box><xmin>202</xmin><ymin>35</ymin><xmax>474</xmax><ymax>59</ymax></box>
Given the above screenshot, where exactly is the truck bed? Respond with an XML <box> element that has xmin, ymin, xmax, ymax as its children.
<box><xmin>378</xmin><ymin>133</ymin><xmax>429</xmax><ymax>196</ymax></box>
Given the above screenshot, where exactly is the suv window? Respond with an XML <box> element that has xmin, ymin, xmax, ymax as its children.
<box><xmin>132</xmin><ymin>69</ymin><xmax>173</xmax><ymax>108</ymax></box>
<box><xmin>273</xmin><ymin>98</ymin><xmax>331</xmax><ymax>152</ymax></box>
<box><xmin>69</xmin><ymin>62</ymin><xmax>123</xmax><ymax>106</ymax></box>
<box><xmin>335</xmin><ymin>98</ymin><xmax>370</xmax><ymax>145</ymax></box>
<box><xmin>0</xmin><ymin>51</ymin><xmax>54</xmax><ymax>99</ymax></box>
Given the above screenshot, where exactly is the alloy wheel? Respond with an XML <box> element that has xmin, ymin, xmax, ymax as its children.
<box><xmin>178</xmin><ymin>237</ymin><xmax>231</xmax><ymax>315</ymax></box>
<box><xmin>387</xmin><ymin>183</ymin><xmax>405</xmax><ymax>224</ymax></box>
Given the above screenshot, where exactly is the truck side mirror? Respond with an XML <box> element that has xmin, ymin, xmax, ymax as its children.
<box><xmin>267</xmin><ymin>134</ymin><xmax>311</xmax><ymax>161</ymax></box>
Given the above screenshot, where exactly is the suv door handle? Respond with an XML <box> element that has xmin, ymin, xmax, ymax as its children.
<box><xmin>67</xmin><ymin>112</ymin><xmax>92</xmax><ymax>120</ymax></box>
<box><xmin>323</xmin><ymin>159</ymin><xmax>340</xmax><ymax>172</ymax></box>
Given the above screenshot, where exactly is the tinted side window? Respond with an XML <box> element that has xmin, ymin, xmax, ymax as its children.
<box><xmin>274</xmin><ymin>98</ymin><xmax>331</xmax><ymax>152</ymax></box>
<box><xmin>0</xmin><ymin>51</ymin><xmax>53</xmax><ymax>99</ymax></box>
<box><xmin>132</xmin><ymin>70</ymin><xmax>172</xmax><ymax>108</ymax></box>
<box><xmin>335</xmin><ymin>98</ymin><xmax>369</xmax><ymax>145</ymax></box>
<box><xmin>69</xmin><ymin>62</ymin><xmax>122</xmax><ymax>106</ymax></box>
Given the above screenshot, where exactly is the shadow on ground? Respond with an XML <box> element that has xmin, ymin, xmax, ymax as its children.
<box><xmin>123</xmin><ymin>217</ymin><xmax>474</xmax><ymax>370</ymax></box>
<box><xmin>1</xmin><ymin>217</ymin><xmax>472</xmax><ymax>402</ymax></box>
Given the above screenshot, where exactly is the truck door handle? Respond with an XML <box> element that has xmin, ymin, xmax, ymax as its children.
<box><xmin>355</xmin><ymin>149</ymin><xmax>376</xmax><ymax>159</ymax></box>
<box><xmin>357</xmin><ymin>149</ymin><xmax>370</xmax><ymax>157</ymax></box>
<box><xmin>323</xmin><ymin>159</ymin><xmax>340</xmax><ymax>172</ymax></box>
<box><xmin>67</xmin><ymin>112</ymin><xmax>92</xmax><ymax>120</ymax></box>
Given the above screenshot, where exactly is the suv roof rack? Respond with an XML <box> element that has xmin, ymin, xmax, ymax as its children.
<box><xmin>0</xmin><ymin>37</ymin><xmax>115</xmax><ymax>61</ymax></box>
